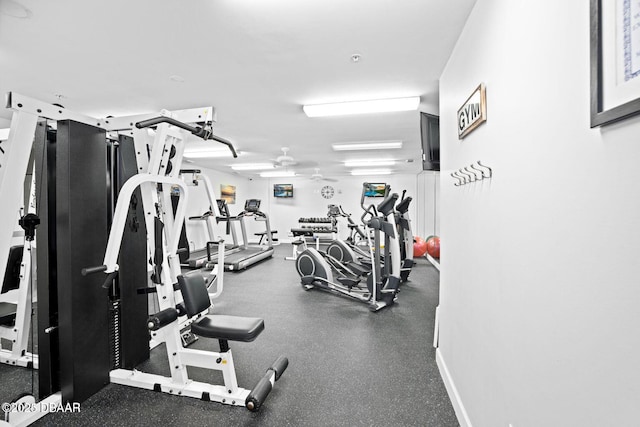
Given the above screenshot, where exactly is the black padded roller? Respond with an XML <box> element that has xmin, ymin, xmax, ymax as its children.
<box><xmin>147</xmin><ymin>308</ymin><xmax>178</xmax><ymax>331</ymax></box>
<box><xmin>270</xmin><ymin>355</ymin><xmax>289</xmax><ymax>381</ymax></box>
<box><xmin>245</xmin><ymin>375</ymin><xmax>272</xmax><ymax>412</ymax></box>
<box><xmin>245</xmin><ymin>356</ymin><xmax>289</xmax><ymax>411</ymax></box>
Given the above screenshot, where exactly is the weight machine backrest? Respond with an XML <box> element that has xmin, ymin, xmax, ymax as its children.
<box><xmin>178</xmin><ymin>273</ymin><xmax>211</xmax><ymax>317</ymax></box>
<box><xmin>1</xmin><ymin>245</ymin><xmax>23</xmax><ymax>294</ymax></box>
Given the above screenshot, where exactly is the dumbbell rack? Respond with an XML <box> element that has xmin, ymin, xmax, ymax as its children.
<box><xmin>291</xmin><ymin>217</ymin><xmax>337</xmax><ymax>251</ymax></box>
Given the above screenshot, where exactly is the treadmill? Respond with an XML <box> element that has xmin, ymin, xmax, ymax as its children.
<box><xmin>210</xmin><ymin>199</ymin><xmax>274</xmax><ymax>271</ymax></box>
<box><xmin>181</xmin><ymin>209</ymin><xmax>241</xmax><ymax>269</ymax></box>
<box><xmin>174</xmin><ymin>170</ymin><xmax>241</xmax><ymax>268</ymax></box>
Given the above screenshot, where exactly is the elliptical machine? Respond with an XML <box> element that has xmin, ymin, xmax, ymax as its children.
<box><xmin>328</xmin><ymin>184</ymin><xmax>414</xmax><ymax>283</ymax></box>
<box><xmin>395</xmin><ymin>190</ymin><xmax>414</xmax><ymax>282</ymax></box>
<box><xmin>324</xmin><ymin>182</ymin><xmax>389</xmax><ymax>266</ymax></box>
<box><xmin>295</xmin><ymin>192</ymin><xmax>402</xmax><ymax>312</ymax></box>
<box><xmin>325</xmin><ymin>204</ymin><xmax>372</xmax><ymax>265</ymax></box>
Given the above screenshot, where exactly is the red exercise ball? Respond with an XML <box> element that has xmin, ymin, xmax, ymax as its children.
<box><xmin>413</xmin><ymin>237</ymin><xmax>428</xmax><ymax>257</ymax></box>
<box><xmin>426</xmin><ymin>236</ymin><xmax>440</xmax><ymax>259</ymax></box>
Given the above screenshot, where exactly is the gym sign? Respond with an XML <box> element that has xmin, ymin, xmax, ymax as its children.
<box><xmin>457</xmin><ymin>84</ymin><xmax>486</xmax><ymax>139</ymax></box>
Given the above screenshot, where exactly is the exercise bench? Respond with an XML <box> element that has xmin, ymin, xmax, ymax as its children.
<box><xmin>111</xmin><ymin>273</ymin><xmax>288</xmax><ymax>411</ymax></box>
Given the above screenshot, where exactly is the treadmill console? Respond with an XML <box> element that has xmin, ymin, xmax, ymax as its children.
<box><xmin>327</xmin><ymin>204</ymin><xmax>340</xmax><ymax>217</ymax></box>
<box><xmin>216</xmin><ymin>199</ymin><xmax>230</xmax><ymax>217</ymax></box>
<box><xmin>244</xmin><ymin>199</ymin><xmax>261</xmax><ymax>213</ymax></box>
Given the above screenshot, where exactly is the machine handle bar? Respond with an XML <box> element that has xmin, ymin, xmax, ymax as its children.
<box><xmin>360</xmin><ymin>204</ymin><xmax>378</xmax><ymax>225</ymax></box>
<box><xmin>81</xmin><ymin>265</ymin><xmax>119</xmax><ymax>289</ymax></box>
<box><xmin>81</xmin><ymin>265</ymin><xmax>107</xmax><ymax>276</ymax></box>
<box><xmin>135</xmin><ymin>116</ymin><xmax>238</xmax><ymax>158</ymax></box>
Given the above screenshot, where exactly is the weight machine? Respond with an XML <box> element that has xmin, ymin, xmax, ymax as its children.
<box><xmin>0</xmin><ymin>164</ymin><xmax>39</xmax><ymax>369</ymax></box>
<box><xmin>0</xmin><ymin>93</ymin><xmax>285</xmax><ymax>427</ymax></box>
<box><xmin>82</xmin><ymin>109</ymin><xmax>286</xmax><ymax>412</ymax></box>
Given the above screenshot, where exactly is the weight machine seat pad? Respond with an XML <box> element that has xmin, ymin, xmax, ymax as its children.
<box><xmin>0</xmin><ymin>302</ymin><xmax>17</xmax><ymax>326</ymax></box>
<box><xmin>191</xmin><ymin>315</ymin><xmax>264</xmax><ymax>342</ymax></box>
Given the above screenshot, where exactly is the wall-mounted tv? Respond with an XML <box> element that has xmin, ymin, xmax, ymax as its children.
<box><xmin>274</xmin><ymin>184</ymin><xmax>293</xmax><ymax>198</ymax></box>
<box><xmin>420</xmin><ymin>112</ymin><xmax>440</xmax><ymax>171</ymax></box>
<box><xmin>364</xmin><ymin>183</ymin><xmax>387</xmax><ymax>197</ymax></box>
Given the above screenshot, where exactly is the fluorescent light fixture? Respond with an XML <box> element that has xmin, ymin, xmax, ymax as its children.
<box><xmin>260</xmin><ymin>171</ymin><xmax>296</xmax><ymax>178</ymax></box>
<box><xmin>0</xmin><ymin>128</ymin><xmax>9</xmax><ymax>140</ymax></box>
<box><xmin>183</xmin><ymin>148</ymin><xmax>236</xmax><ymax>158</ymax></box>
<box><xmin>344</xmin><ymin>159</ymin><xmax>396</xmax><ymax>168</ymax></box>
<box><xmin>231</xmin><ymin>163</ymin><xmax>275</xmax><ymax>171</ymax></box>
<box><xmin>303</xmin><ymin>97</ymin><xmax>419</xmax><ymax>117</ymax></box>
<box><xmin>332</xmin><ymin>140</ymin><xmax>403</xmax><ymax>151</ymax></box>
<box><xmin>350</xmin><ymin>169</ymin><xmax>392</xmax><ymax>176</ymax></box>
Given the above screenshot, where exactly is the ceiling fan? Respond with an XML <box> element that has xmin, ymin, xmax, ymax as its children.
<box><xmin>273</xmin><ymin>147</ymin><xmax>297</xmax><ymax>167</ymax></box>
<box><xmin>271</xmin><ymin>147</ymin><xmax>318</xmax><ymax>169</ymax></box>
<box><xmin>310</xmin><ymin>168</ymin><xmax>337</xmax><ymax>182</ymax></box>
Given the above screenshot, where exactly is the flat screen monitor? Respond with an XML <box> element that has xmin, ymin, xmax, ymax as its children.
<box><xmin>273</xmin><ymin>184</ymin><xmax>293</xmax><ymax>198</ymax></box>
<box><xmin>216</xmin><ymin>199</ymin><xmax>230</xmax><ymax>217</ymax></box>
<box><xmin>364</xmin><ymin>183</ymin><xmax>387</xmax><ymax>197</ymax></box>
<box><xmin>245</xmin><ymin>199</ymin><xmax>261</xmax><ymax>212</ymax></box>
<box><xmin>420</xmin><ymin>112</ymin><xmax>440</xmax><ymax>171</ymax></box>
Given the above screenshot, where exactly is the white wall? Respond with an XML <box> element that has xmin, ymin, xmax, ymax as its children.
<box><xmin>184</xmin><ymin>168</ymin><xmax>419</xmax><ymax>248</ymax></box>
<box><xmin>438</xmin><ymin>1</ymin><xmax>640</xmax><ymax>426</ymax></box>
<box><xmin>246</xmin><ymin>174</ymin><xmax>418</xmax><ymax>243</ymax></box>
<box><xmin>182</xmin><ymin>166</ymin><xmax>252</xmax><ymax>250</ymax></box>
<box><xmin>416</xmin><ymin>171</ymin><xmax>440</xmax><ymax>239</ymax></box>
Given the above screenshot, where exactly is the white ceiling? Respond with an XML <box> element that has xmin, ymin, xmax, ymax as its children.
<box><xmin>0</xmin><ymin>0</ymin><xmax>476</xmax><ymax>178</ymax></box>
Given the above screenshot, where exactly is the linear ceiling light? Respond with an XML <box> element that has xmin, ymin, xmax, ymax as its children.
<box><xmin>260</xmin><ymin>171</ymin><xmax>296</xmax><ymax>178</ymax></box>
<box><xmin>350</xmin><ymin>169</ymin><xmax>392</xmax><ymax>176</ymax></box>
<box><xmin>332</xmin><ymin>140</ymin><xmax>403</xmax><ymax>151</ymax></box>
<box><xmin>303</xmin><ymin>97</ymin><xmax>419</xmax><ymax>117</ymax></box>
<box><xmin>183</xmin><ymin>149</ymin><xmax>236</xmax><ymax>158</ymax></box>
<box><xmin>231</xmin><ymin>163</ymin><xmax>275</xmax><ymax>171</ymax></box>
<box><xmin>344</xmin><ymin>159</ymin><xmax>396</xmax><ymax>168</ymax></box>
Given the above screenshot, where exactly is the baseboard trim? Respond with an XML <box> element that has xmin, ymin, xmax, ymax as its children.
<box><xmin>436</xmin><ymin>348</ymin><xmax>472</xmax><ymax>427</ymax></box>
<box><xmin>426</xmin><ymin>254</ymin><xmax>440</xmax><ymax>270</ymax></box>
<box><xmin>433</xmin><ymin>306</ymin><xmax>439</xmax><ymax>348</ymax></box>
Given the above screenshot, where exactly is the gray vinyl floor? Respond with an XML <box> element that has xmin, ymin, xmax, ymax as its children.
<box><xmin>2</xmin><ymin>244</ymin><xmax>457</xmax><ymax>426</ymax></box>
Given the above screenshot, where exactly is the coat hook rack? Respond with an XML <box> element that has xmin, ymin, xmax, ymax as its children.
<box><xmin>458</xmin><ymin>168</ymin><xmax>474</xmax><ymax>183</ymax></box>
<box><xmin>452</xmin><ymin>161</ymin><xmax>492</xmax><ymax>186</ymax></box>
<box><xmin>455</xmin><ymin>170</ymin><xmax>468</xmax><ymax>185</ymax></box>
<box><xmin>475</xmin><ymin>160</ymin><xmax>492</xmax><ymax>178</ymax></box>
<box><xmin>465</xmin><ymin>166</ymin><xmax>481</xmax><ymax>181</ymax></box>
<box><xmin>451</xmin><ymin>171</ymin><xmax>464</xmax><ymax>186</ymax></box>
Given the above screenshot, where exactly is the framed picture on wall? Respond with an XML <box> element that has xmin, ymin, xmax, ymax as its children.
<box><xmin>273</xmin><ymin>184</ymin><xmax>293</xmax><ymax>198</ymax></box>
<box><xmin>591</xmin><ymin>0</ymin><xmax>640</xmax><ymax>127</ymax></box>
<box><xmin>220</xmin><ymin>184</ymin><xmax>236</xmax><ymax>204</ymax></box>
